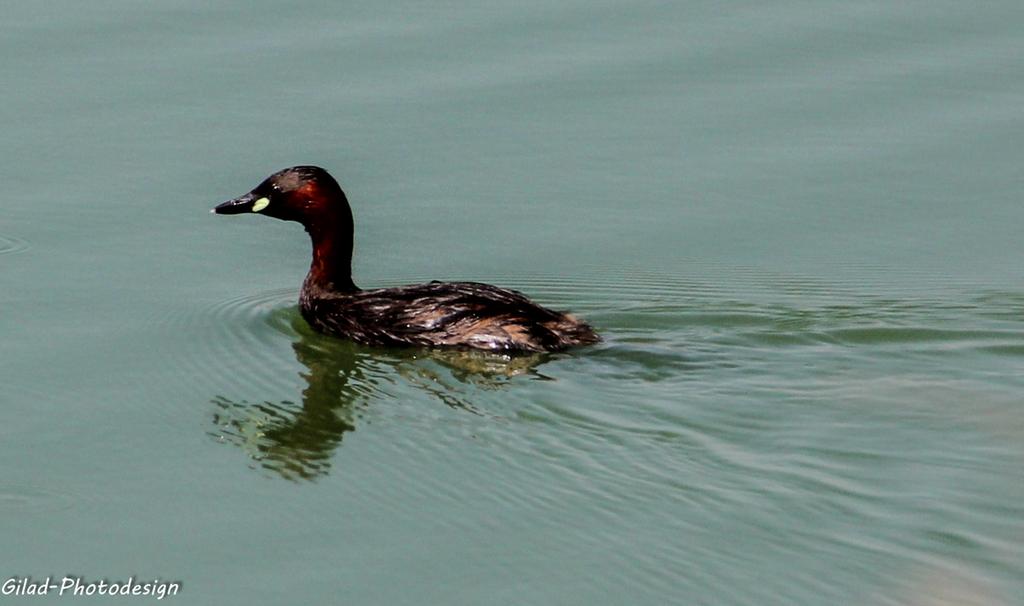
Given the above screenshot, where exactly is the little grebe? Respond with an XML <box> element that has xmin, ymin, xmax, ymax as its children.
<box><xmin>213</xmin><ymin>166</ymin><xmax>599</xmax><ymax>353</ymax></box>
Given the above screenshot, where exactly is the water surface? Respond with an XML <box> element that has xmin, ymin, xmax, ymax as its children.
<box><xmin>3</xmin><ymin>1</ymin><xmax>1023</xmax><ymax>604</ymax></box>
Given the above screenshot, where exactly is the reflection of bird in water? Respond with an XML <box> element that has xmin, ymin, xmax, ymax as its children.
<box><xmin>209</xmin><ymin>312</ymin><xmax>551</xmax><ymax>481</ymax></box>
<box><xmin>210</xmin><ymin>328</ymin><xmax>363</xmax><ymax>481</ymax></box>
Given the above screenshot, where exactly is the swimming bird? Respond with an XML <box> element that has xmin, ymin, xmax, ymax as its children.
<box><xmin>213</xmin><ymin>166</ymin><xmax>599</xmax><ymax>353</ymax></box>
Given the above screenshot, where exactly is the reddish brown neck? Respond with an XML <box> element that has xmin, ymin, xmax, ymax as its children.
<box><xmin>304</xmin><ymin>218</ymin><xmax>357</xmax><ymax>294</ymax></box>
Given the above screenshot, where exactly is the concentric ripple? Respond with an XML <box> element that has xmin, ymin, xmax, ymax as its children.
<box><xmin>163</xmin><ymin>266</ymin><xmax>1024</xmax><ymax>492</ymax></box>
<box><xmin>0</xmin><ymin>232</ymin><xmax>30</xmax><ymax>257</ymax></box>
<box><xmin>156</xmin><ymin>287</ymin><xmax>302</xmax><ymax>398</ymax></box>
<box><xmin>158</xmin><ymin>284</ymin><xmax>543</xmax><ymax>479</ymax></box>
<box><xmin>0</xmin><ymin>484</ymin><xmax>78</xmax><ymax>514</ymax></box>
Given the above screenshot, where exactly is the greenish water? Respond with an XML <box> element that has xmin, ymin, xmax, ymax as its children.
<box><xmin>3</xmin><ymin>2</ymin><xmax>1024</xmax><ymax>604</ymax></box>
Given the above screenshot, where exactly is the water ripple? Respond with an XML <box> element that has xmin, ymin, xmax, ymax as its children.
<box><xmin>169</xmin><ymin>286</ymin><xmax>558</xmax><ymax>480</ymax></box>
<box><xmin>0</xmin><ymin>484</ymin><xmax>79</xmax><ymax>514</ymax></box>
<box><xmin>156</xmin><ymin>288</ymin><xmax>301</xmax><ymax>398</ymax></box>
<box><xmin>160</xmin><ymin>267</ymin><xmax>1024</xmax><ymax>503</ymax></box>
<box><xmin>0</xmin><ymin>232</ymin><xmax>30</xmax><ymax>257</ymax></box>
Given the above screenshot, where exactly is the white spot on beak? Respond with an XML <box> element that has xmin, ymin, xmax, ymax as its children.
<box><xmin>252</xmin><ymin>197</ymin><xmax>270</xmax><ymax>212</ymax></box>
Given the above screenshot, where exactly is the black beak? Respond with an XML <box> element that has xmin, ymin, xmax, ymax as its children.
<box><xmin>213</xmin><ymin>191</ymin><xmax>258</xmax><ymax>215</ymax></box>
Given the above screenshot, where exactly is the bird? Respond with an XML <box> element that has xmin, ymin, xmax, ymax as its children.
<box><xmin>213</xmin><ymin>166</ymin><xmax>599</xmax><ymax>353</ymax></box>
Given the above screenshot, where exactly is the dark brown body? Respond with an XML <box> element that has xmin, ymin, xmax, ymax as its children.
<box><xmin>216</xmin><ymin>166</ymin><xmax>599</xmax><ymax>354</ymax></box>
<box><xmin>300</xmin><ymin>279</ymin><xmax>599</xmax><ymax>353</ymax></box>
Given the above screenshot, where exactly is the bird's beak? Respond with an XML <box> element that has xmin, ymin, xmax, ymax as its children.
<box><xmin>213</xmin><ymin>191</ymin><xmax>267</xmax><ymax>215</ymax></box>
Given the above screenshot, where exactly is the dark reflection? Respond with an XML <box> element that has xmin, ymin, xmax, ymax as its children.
<box><xmin>209</xmin><ymin>313</ymin><xmax>551</xmax><ymax>481</ymax></box>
